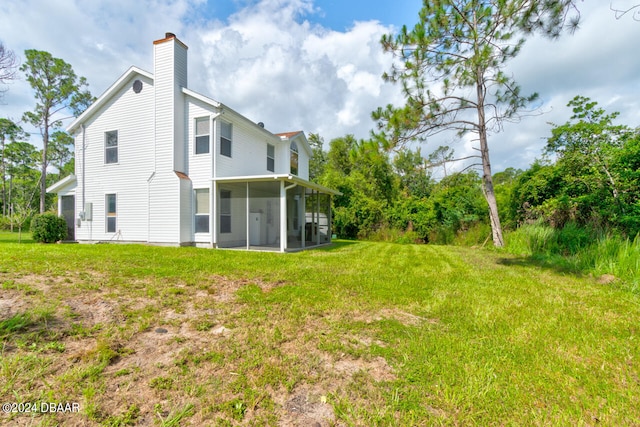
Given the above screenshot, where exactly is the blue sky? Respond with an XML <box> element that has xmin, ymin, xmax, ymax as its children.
<box><xmin>1</xmin><ymin>0</ymin><xmax>639</xmax><ymax>174</ymax></box>
<box><xmin>199</xmin><ymin>0</ymin><xmax>423</xmax><ymax>30</ymax></box>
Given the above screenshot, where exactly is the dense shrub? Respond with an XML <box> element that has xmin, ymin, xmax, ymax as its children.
<box><xmin>31</xmin><ymin>213</ymin><xmax>67</xmax><ymax>243</ymax></box>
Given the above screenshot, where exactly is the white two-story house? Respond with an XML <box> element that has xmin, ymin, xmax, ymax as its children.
<box><xmin>47</xmin><ymin>33</ymin><xmax>338</xmax><ymax>252</ymax></box>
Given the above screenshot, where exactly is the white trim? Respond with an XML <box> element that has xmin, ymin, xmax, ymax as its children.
<box><xmin>68</xmin><ymin>67</ymin><xmax>153</xmax><ymax>134</ymax></box>
<box><xmin>46</xmin><ymin>174</ymin><xmax>77</xmax><ymax>194</ymax></box>
<box><xmin>182</xmin><ymin>88</ymin><xmax>221</xmax><ymax>109</ymax></box>
<box><xmin>212</xmin><ymin>174</ymin><xmax>341</xmax><ymax>196</ymax></box>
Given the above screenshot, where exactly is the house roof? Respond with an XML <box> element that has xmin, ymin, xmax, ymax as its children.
<box><xmin>67</xmin><ymin>66</ymin><xmax>153</xmax><ymax>134</ymax></box>
<box><xmin>275</xmin><ymin>131</ymin><xmax>312</xmax><ymax>155</ymax></box>
<box><xmin>46</xmin><ymin>174</ymin><xmax>77</xmax><ymax>194</ymax></box>
<box><xmin>276</xmin><ymin>131</ymin><xmax>304</xmax><ymax>139</ymax></box>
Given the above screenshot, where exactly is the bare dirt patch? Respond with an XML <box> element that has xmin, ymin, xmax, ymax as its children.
<box><xmin>352</xmin><ymin>307</ymin><xmax>439</xmax><ymax>327</ymax></box>
<box><xmin>279</xmin><ymin>385</ymin><xmax>335</xmax><ymax>427</ymax></box>
<box><xmin>1</xmin><ymin>271</ymin><xmax>399</xmax><ymax>426</ymax></box>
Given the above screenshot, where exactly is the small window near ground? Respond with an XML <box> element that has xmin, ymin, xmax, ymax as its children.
<box><xmin>220</xmin><ymin>122</ymin><xmax>232</xmax><ymax>157</ymax></box>
<box><xmin>195</xmin><ymin>117</ymin><xmax>210</xmax><ymax>154</ymax></box>
<box><xmin>267</xmin><ymin>143</ymin><xmax>275</xmax><ymax>172</ymax></box>
<box><xmin>220</xmin><ymin>189</ymin><xmax>231</xmax><ymax>233</ymax></box>
<box><xmin>195</xmin><ymin>189</ymin><xmax>210</xmax><ymax>233</ymax></box>
<box><xmin>106</xmin><ymin>194</ymin><xmax>117</xmax><ymax>233</ymax></box>
<box><xmin>105</xmin><ymin>131</ymin><xmax>118</xmax><ymax>164</ymax></box>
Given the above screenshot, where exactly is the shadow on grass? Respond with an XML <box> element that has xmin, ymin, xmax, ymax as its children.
<box><xmin>0</xmin><ymin>232</ymin><xmax>34</xmax><ymax>244</ymax></box>
<box><xmin>315</xmin><ymin>240</ymin><xmax>359</xmax><ymax>252</ymax></box>
<box><xmin>497</xmin><ymin>255</ymin><xmax>586</xmax><ymax>277</ymax></box>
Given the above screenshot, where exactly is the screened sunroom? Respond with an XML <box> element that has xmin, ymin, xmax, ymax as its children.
<box><xmin>212</xmin><ymin>175</ymin><xmax>339</xmax><ymax>252</ymax></box>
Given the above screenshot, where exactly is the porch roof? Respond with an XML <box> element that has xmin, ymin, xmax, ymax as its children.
<box><xmin>46</xmin><ymin>174</ymin><xmax>77</xmax><ymax>194</ymax></box>
<box><xmin>212</xmin><ymin>174</ymin><xmax>341</xmax><ymax>196</ymax></box>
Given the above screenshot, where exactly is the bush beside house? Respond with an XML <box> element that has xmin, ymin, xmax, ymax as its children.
<box><xmin>31</xmin><ymin>213</ymin><xmax>67</xmax><ymax>243</ymax></box>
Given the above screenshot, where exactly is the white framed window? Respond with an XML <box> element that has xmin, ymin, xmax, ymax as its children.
<box><xmin>195</xmin><ymin>117</ymin><xmax>210</xmax><ymax>154</ymax></box>
<box><xmin>219</xmin><ymin>189</ymin><xmax>231</xmax><ymax>233</ymax></box>
<box><xmin>267</xmin><ymin>143</ymin><xmax>275</xmax><ymax>172</ymax></box>
<box><xmin>220</xmin><ymin>122</ymin><xmax>232</xmax><ymax>158</ymax></box>
<box><xmin>105</xmin><ymin>130</ymin><xmax>118</xmax><ymax>164</ymax></box>
<box><xmin>290</xmin><ymin>141</ymin><xmax>298</xmax><ymax>175</ymax></box>
<box><xmin>194</xmin><ymin>188</ymin><xmax>210</xmax><ymax>233</ymax></box>
<box><xmin>106</xmin><ymin>194</ymin><xmax>117</xmax><ymax>233</ymax></box>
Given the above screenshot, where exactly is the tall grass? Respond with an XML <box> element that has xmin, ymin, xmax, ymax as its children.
<box><xmin>504</xmin><ymin>222</ymin><xmax>640</xmax><ymax>291</ymax></box>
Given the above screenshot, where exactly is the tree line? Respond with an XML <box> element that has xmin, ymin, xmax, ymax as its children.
<box><xmin>312</xmin><ymin>95</ymin><xmax>639</xmax><ymax>244</ymax></box>
<box><xmin>0</xmin><ymin>43</ymin><xmax>93</xmax><ymax>230</ymax></box>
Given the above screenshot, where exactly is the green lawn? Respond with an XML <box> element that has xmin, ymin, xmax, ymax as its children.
<box><xmin>1</xmin><ymin>233</ymin><xmax>639</xmax><ymax>426</ymax></box>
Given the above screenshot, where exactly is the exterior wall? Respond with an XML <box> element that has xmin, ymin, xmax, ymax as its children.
<box><xmin>74</xmin><ymin>74</ymin><xmax>155</xmax><ymax>243</ymax></box>
<box><xmin>186</xmin><ymin>99</ymin><xmax>215</xmax><ymax>183</ymax></box>
<box><xmin>215</xmin><ymin>113</ymin><xmax>283</xmax><ymax>178</ymax></box>
<box><xmin>274</xmin><ymin>135</ymin><xmax>310</xmax><ymax>180</ymax></box>
<box><xmin>297</xmin><ymin>141</ymin><xmax>310</xmax><ymax>181</ymax></box>
<box><xmin>178</xmin><ymin>175</ymin><xmax>193</xmax><ymax>244</ymax></box>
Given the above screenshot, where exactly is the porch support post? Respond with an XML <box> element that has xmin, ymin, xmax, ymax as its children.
<box><xmin>301</xmin><ymin>189</ymin><xmax>305</xmax><ymax>249</ymax></box>
<box><xmin>328</xmin><ymin>195</ymin><xmax>332</xmax><ymax>242</ymax></box>
<box><xmin>280</xmin><ymin>180</ymin><xmax>286</xmax><ymax>252</ymax></box>
<box><xmin>212</xmin><ymin>181</ymin><xmax>217</xmax><ymax>248</ymax></box>
<box><xmin>246</xmin><ymin>182</ymin><xmax>250</xmax><ymax>250</ymax></box>
<box><xmin>317</xmin><ymin>190</ymin><xmax>321</xmax><ymax>246</ymax></box>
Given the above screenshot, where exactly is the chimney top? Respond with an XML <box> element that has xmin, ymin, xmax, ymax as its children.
<box><xmin>153</xmin><ymin>33</ymin><xmax>188</xmax><ymax>49</ymax></box>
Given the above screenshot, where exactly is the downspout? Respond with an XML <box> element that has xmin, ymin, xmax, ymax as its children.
<box><xmin>81</xmin><ymin>124</ymin><xmax>86</xmax><ymax>214</ymax></box>
<box><xmin>211</xmin><ymin>112</ymin><xmax>222</xmax><ymax>248</ymax></box>
<box><xmin>147</xmin><ymin>171</ymin><xmax>156</xmax><ymax>243</ymax></box>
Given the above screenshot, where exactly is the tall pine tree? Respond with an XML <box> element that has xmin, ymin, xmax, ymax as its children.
<box><xmin>373</xmin><ymin>0</ymin><xmax>581</xmax><ymax>246</ymax></box>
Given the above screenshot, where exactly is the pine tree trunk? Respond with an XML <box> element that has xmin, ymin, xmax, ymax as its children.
<box><xmin>1</xmin><ymin>136</ymin><xmax>5</xmax><ymax>217</ymax></box>
<box><xmin>476</xmin><ymin>71</ymin><xmax>504</xmax><ymax>247</ymax></box>
<box><xmin>40</xmin><ymin>121</ymin><xmax>48</xmax><ymax>214</ymax></box>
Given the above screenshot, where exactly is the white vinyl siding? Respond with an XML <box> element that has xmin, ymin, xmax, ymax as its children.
<box><xmin>73</xmin><ymin>73</ymin><xmax>154</xmax><ymax>244</ymax></box>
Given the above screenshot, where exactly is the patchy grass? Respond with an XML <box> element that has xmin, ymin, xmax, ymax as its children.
<box><xmin>0</xmin><ymin>235</ymin><xmax>639</xmax><ymax>426</ymax></box>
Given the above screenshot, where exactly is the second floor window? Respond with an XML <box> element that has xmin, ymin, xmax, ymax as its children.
<box><xmin>105</xmin><ymin>130</ymin><xmax>118</xmax><ymax>164</ymax></box>
<box><xmin>267</xmin><ymin>144</ymin><xmax>275</xmax><ymax>172</ymax></box>
<box><xmin>220</xmin><ymin>122</ymin><xmax>232</xmax><ymax>157</ymax></box>
<box><xmin>195</xmin><ymin>117</ymin><xmax>210</xmax><ymax>154</ymax></box>
<box><xmin>290</xmin><ymin>141</ymin><xmax>298</xmax><ymax>175</ymax></box>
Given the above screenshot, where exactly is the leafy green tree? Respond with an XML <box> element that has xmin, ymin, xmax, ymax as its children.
<box><xmin>492</xmin><ymin>167</ymin><xmax>523</xmax><ymax>228</ymax></box>
<box><xmin>373</xmin><ymin>0</ymin><xmax>581</xmax><ymax>246</ymax></box>
<box><xmin>0</xmin><ymin>119</ymin><xmax>28</xmax><ymax>217</ymax></box>
<box><xmin>320</xmin><ymin>136</ymin><xmax>399</xmax><ymax>239</ymax></box>
<box><xmin>546</xmin><ymin>96</ymin><xmax>628</xmax><ymax>201</ymax></box>
<box><xmin>537</xmin><ymin>96</ymin><xmax>640</xmax><ymax>234</ymax></box>
<box><xmin>427</xmin><ymin>145</ymin><xmax>455</xmax><ymax>178</ymax></box>
<box><xmin>20</xmin><ymin>49</ymin><xmax>94</xmax><ymax>213</ymax></box>
<box><xmin>308</xmin><ymin>133</ymin><xmax>327</xmax><ymax>181</ymax></box>
<box><xmin>4</xmin><ymin>141</ymin><xmax>40</xmax><ymax>229</ymax></box>
<box><xmin>393</xmin><ymin>148</ymin><xmax>432</xmax><ymax>198</ymax></box>
<box><xmin>48</xmin><ymin>130</ymin><xmax>74</xmax><ymax>179</ymax></box>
